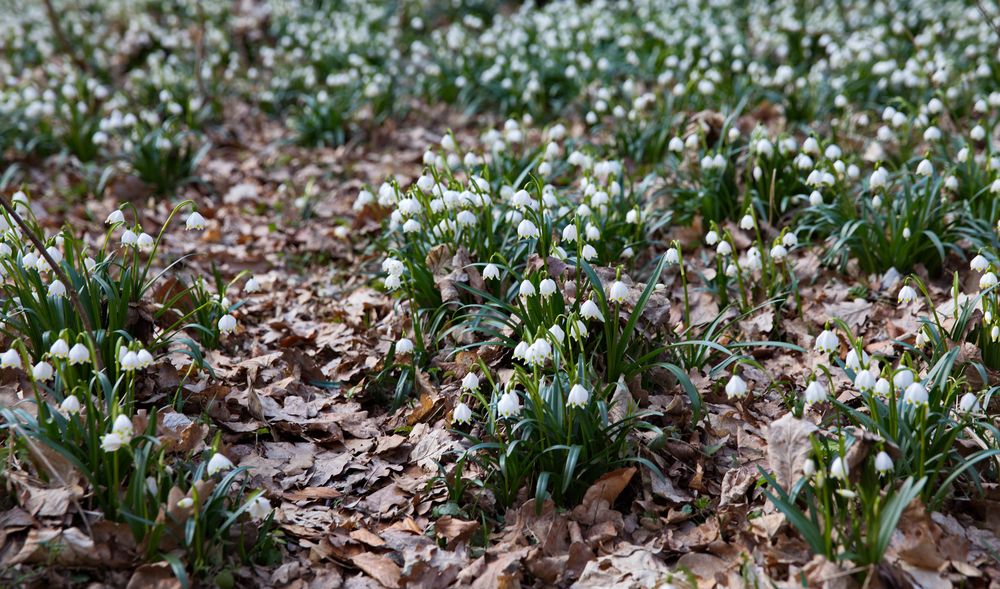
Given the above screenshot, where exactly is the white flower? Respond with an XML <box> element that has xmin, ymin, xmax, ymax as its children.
<box><xmin>581</xmin><ymin>299</ymin><xmax>604</xmax><ymax>321</ymax></box>
<box><xmin>916</xmin><ymin>159</ymin><xmax>933</xmax><ymax>176</ymax></box>
<box><xmin>32</xmin><ymin>361</ymin><xmax>54</xmax><ymax>381</ymax></box>
<box><xmin>50</xmin><ymin>339</ymin><xmax>69</xmax><ymax>359</ymax></box>
<box><xmin>739</xmin><ymin>214</ymin><xmax>754</xmax><ymax>230</ymax></box>
<box><xmin>725</xmin><ymin>374</ymin><xmax>748</xmax><ymax>398</ymax></box>
<box><xmin>68</xmin><ymin>343</ymin><xmax>89</xmax><ymax>365</ymax></box>
<box><xmin>875</xmin><ymin>378</ymin><xmax>891</xmax><ymax>397</ymax></box>
<box><xmin>396</xmin><ymin>338</ymin><xmax>414</xmax><ymax>355</ymax></box>
<box><xmin>665</xmin><ymin>248</ymin><xmax>680</xmax><ymax>265</ymax></box>
<box><xmin>207</xmin><ymin>453</ymin><xmax>235</xmax><ymax>476</ymax></box>
<box><xmin>854</xmin><ymin>370</ymin><xmax>876</xmax><ymax>392</ymax></box>
<box><xmin>402</xmin><ymin>219</ymin><xmax>421</xmax><ymax>233</ymax></box>
<box><xmin>893</xmin><ymin>368</ymin><xmax>914</xmax><ymax>389</ymax></box>
<box><xmin>0</xmin><ymin>348</ymin><xmax>21</xmax><ymax>369</ymax></box>
<box><xmin>814</xmin><ymin>330</ymin><xmax>839</xmax><ymax>354</ymax></box>
<box><xmin>980</xmin><ymin>272</ymin><xmax>998</xmax><ymax>290</ymax></box>
<box><xmin>177</xmin><ymin>497</ymin><xmax>195</xmax><ymax>509</ymax></box>
<box><xmin>461</xmin><ymin>372</ymin><xmax>480</xmax><ymax>392</ymax></box>
<box><xmin>517</xmin><ymin>219</ymin><xmax>540</xmax><ymax>239</ymax></box>
<box><xmin>608</xmin><ymin>281</ymin><xmax>628</xmax><ymax>304</ymax></box>
<box><xmin>245</xmin><ymin>277</ymin><xmax>260</xmax><ymax>293</ymax></box>
<box><xmin>382</xmin><ymin>258</ymin><xmax>404</xmax><ymax>277</ymax></box>
<box><xmin>875</xmin><ymin>451</ymin><xmax>894</xmax><ymax>473</ymax></box>
<box><xmin>120</xmin><ymin>351</ymin><xmax>139</xmax><ymax>371</ymax></box>
<box><xmin>903</xmin><ymin>382</ymin><xmax>928</xmax><ymax>405</ymax></box>
<box><xmin>581</xmin><ymin>244</ymin><xmax>598</xmax><ymax>260</ymax></box>
<box><xmin>567</xmin><ymin>384</ymin><xmax>590</xmax><ymax>408</ymax></box>
<box><xmin>101</xmin><ymin>432</ymin><xmax>126</xmax><ymax>452</ymax></box>
<box><xmin>248</xmin><ymin>495</ymin><xmax>272</xmax><ymax>521</ymax></box>
<box><xmin>870</xmin><ymin>168</ymin><xmax>889</xmax><ymax>190</ymax></box>
<box><xmin>802</xmin><ymin>459</ymin><xmax>816</xmax><ymax>478</ymax></box>
<box><xmin>845</xmin><ymin>348</ymin><xmax>868</xmax><ymax>372</ymax></box>
<box><xmin>705</xmin><ymin>230</ymin><xmax>719</xmax><ymax>245</ymax></box>
<box><xmin>59</xmin><ymin>394</ymin><xmax>81</xmax><ymax>414</ymax></box>
<box><xmin>958</xmin><ymin>392</ymin><xmax>980</xmax><ymax>413</ymax></box>
<box><xmin>972</xmin><ymin>255</ymin><xmax>991</xmax><ymax>273</ymax></box>
<box><xmin>218</xmin><ymin>314</ymin><xmax>237</xmax><ymax>333</ymax></box>
<box><xmin>121</xmin><ymin>229</ymin><xmax>138</xmax><ymax>247</ymax></box>
<box><xmin>830</xmin><ymin>456</ymin><xmax>849</xmax><ymax>479</ymax></box>
<box><xmin>456</xmin><ymin>210</ymin><xmax>477</xmax><ymax>227</ymax></box>
<box><xmin>524</xmin><ymin>339</ymin><xmax>552</xmax><ymax>365</ymax></box>
<box><xmin>453</xmin><ymin>402</ymin><xmax>473</xmax><ymax>424</ymax></box>
<box><xmin>113</xmin><ymin>414</ymin><xmax>134</xmax><ymax>440</ymax></box>
<box><xmin>897</xmin><ymin>285</ymin><xmax>917</xmax><ymax>305</ymax></box>
<box><xmin>137</xmin><ymin>232</ymin><xmax>154</xmax><ymax>250</ymax></box>
<box><xmin>716</xmin><ymin>241</ymin><xmax>732</xmax><ymax>256</ymax></box>
<box><xmin>770</xmin><ymin>244</ymin><xmax>787</xmax><ymax>260</ymax></box>
<box><xmin>519</xmin><ymin>280</ymin><xmax>536</xmax><ymax>298</ymax></box>
<box><xmin>562</xmin><ymin>224</ymin><xmax>578</xmax><ymax>242</ymax></box>
<box><xmin>106</xmin><ymin>209</ymin><xmax>125</xmax><ymax>225</ymax></box>
<box><xmin>353</xmin><ymin>190</ymin><xmax>374</xmax><ymax>211</ymax></box>
<box><xmin>483</xmin><ymin>263</ymin><xmax>501</xmax><ymax>280</ymax></box>
<box><xmin>136</xmin><ymin>349</ymin><xmax>154</xmax><ymax>369</ymax></box>
<box><xmin>497</xmin><ymin>391</ymin><xmax>521</xmax><ymax>417</ymax></box>
<box><xmin>804</xmin><ymin>380</ymin><xmax>827</xmax><ymax>404</ymax></box>
<box><xmin>548</xmin><ymin>324</ymin><xmax>565</xmax><ymax>343</ymax></box>
<box><xmin>539</xmin><ymin>278</ymin><xmax>557</xmax><ymax>298</ymax></box>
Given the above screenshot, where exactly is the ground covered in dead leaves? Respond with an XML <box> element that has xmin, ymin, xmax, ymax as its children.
<box><xmin>1</xmin><ymin>98</ymin><xmax>997</xmax><ymax>589</ymax></box>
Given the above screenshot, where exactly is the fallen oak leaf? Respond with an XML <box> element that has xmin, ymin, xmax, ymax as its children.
<box><xmin>126</xmin><ymin>562</ymin><xmax>182</xmax><ymax>589</ymax></box>
<box><xmin>571</xmin><ymin>467</ymin><xmax>636</xmax><ymax>526</ymax></box>
<box><xmin>434</xmin><ymin>516</ymin><xmax>481</xmax><ymax>549</ymax></box>
<box><xmin>350</xmin><ymin>551</ymin><xmax>402</xmax><ymax>588</ymax></box>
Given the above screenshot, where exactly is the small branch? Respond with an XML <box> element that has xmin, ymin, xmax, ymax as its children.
<box><xmin>0</xmin><ymin>196</ymin><xmax>105</xmax><ymax>374</ymax></box>
<box><xmin>15</xmin><ymin>424</ymin><xmax>95</xmax><ymax>540</ymax></box>
<box><xmin>41</xmin><ymin>0</ymin><xmax>93</xmax><ymax>76</ymax></box>
<box><xmin>977</xmin><ymin>0</ymin><xmax>1000</xmax><ymax>42</ymax></box>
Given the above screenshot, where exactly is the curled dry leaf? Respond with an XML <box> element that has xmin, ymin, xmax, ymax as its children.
<box><xmin>434</xmin><ymin>516</ymin><xmax>481</xmax><ymax>549</ymax></box>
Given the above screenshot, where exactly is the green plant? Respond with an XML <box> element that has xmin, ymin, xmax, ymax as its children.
<box><xmin>823</xmin><ymin>318</ymin><xmax>1000</xmax><ymax>508</ymax></box>
<box><xmin>290</xmin><ymin>88</ymin><xmax>357</xmax><ymax>147</ymax></box>
<box><xmin>457</xmin><ymin>361</ymin><xmax>661</xmax><ymax>507</ymax></box>
<box><xmin>799</xmin><ymin>168</ymin><xmax>989</xmax><ymax>275</ymax></box>
<box><xmin>0</xmin><ymin>196</ymin><xmax>217</xmax><ymax>382</ymax></box>
<box><xmin>129</xmin><ymin>124</ymin><xmax>209</xmax><ymax>197</ymax></box>
<box><xmin>761</xmin><ymin>440</ymin><xmax>926</xmax><ymax>568</ymax></box>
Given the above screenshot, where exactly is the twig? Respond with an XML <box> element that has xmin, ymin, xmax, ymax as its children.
<box><xmin>15</xmin><ymin>424</ymin><xmax>95</xmax><ymax>540</ymax></box>
<box><xmin>977</xmin><ymin>0</ymin><xmax>1000</xmax><ymax>42</ymax></box>
<box><xmin>40</xmin><ymin>0</ymin><xmax>93</xmax><ymax>75</ymax></box>
<box><xmin>0</xmin><ymin>195</ymin><xmax>105</xmax><ymax>374</ymax></box>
